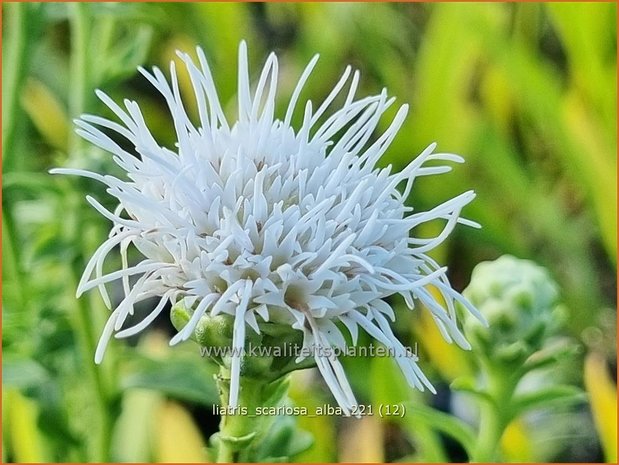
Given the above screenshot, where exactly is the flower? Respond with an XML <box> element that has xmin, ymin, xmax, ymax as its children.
<box><xmin>53</xmin><ymin>41</ymin><xmax>483</xmax><ymax>414</ymax></box>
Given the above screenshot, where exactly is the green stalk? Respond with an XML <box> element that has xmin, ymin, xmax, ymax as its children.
<box><xmin>215</xmin><ymin>368</ymin><xmax>286</xmax><ymax>462</ymax></box>
<box><xmin>69</xmin><ymin>3</ymin><xmax>91</xmax><ymax>155</ymax></box>
<box><xmin>69</xmin><ymin>259</ymin><xmax>114</xmax><ymax>462</ymax></box>
<box><xmin>2</xmin><ymin>2</ymin><xmax>38</xmax><ymax>336</ymax></box>
<box><xmin>63</xmin><ymin>188</ymin><xmax>115</xmax><ymax>462</ymax></box>
<box><xmin>67</xmin><ymin>5</ymin><xmax>115</xmax><ymax>461</ymax></box>
<box><xmin>2</xmin><ymin>207</ymin><xmax>28</xmax><ymax>315</ymax></box>
<box><xmin>470</xmin><ymin>364</ymin><xmax>517</xmax><ymax>462</ymax></box>
<box><xmin>473</xmin><ymin>401</ymin><xmax>503</xmax><ymax>462</ymax></box>
<box><xmin>2</xmin><ymin>2</ymin><xmax>28</xmax><ymax>306</ymax></box>
<box><xmin>2</xmin><ymin>3</ymin><xmax>30</xmax><ymax>172</ymax></box>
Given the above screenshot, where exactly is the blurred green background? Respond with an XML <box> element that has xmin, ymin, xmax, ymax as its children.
<box><xmin>2</xmin><ymin>2</ymin><xmax>616</xmax><ymax>462</ymax></box>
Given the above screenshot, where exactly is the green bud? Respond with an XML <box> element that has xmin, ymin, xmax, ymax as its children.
<box><xmin>170</xmin><ymin>301</ymin><xmax>315</xmax><ymax>382</ymax></box>
<box><xmin>170</xmin><ymin>303</ymin><xmax>191</xmax><ymax>333</ymax></box>
<box><xmin>463</xmin><ymin>255</ymin><xmax>563</xmax><ymax>364</ymax></box>
<box><xmin>195</xmin><ymin>314</ymin><xmax>235</xmax><ymax>348</ymax></box>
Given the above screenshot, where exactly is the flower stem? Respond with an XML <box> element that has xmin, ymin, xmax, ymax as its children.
<box><xmin>2</xmin><ymin>2</ymin><xmax>30</xmax><ymax>318</ymax></box>
<box><xmin>214</xmin><ymin>367</ymin><xmax>287</xmax><ymax>462</ymax></box>
<box><xmin>69</xmin><ymin>263</ymin><xmax>114</xmax><ymax>462</ymax></box>
<box><xmin>2</xmin><ymin>207</ymin><xmax>29</xmax><ymax>315</ymax></box>
<box><xmin>2</xmin><ymin>2</ymin><xmax>32</xmax><ymax>172</ymax></box>
<box><xmin>470</xmin><ymin>364</ymin><xmax>516</xmax><ymax>462</ymax></box>
<box><xmin>67</xmin><ymin>5</ymin><xmax>115</xmax><ymax>461</ymax></box>
<box><xmin>69</xmin><ymin>2</ymin><xmax>92</xmax><ymax>155</ymax></box>
<box><xmin>473</xmin><ymin>401</ymin><xmax>503</xmax><ymax>462</ymax></box>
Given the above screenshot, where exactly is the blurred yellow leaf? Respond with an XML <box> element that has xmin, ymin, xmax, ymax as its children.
<box><xmin>584</xmin><ymin>352</ymin><xmax>617</xmax><ymax>462</ymax></box>
<box><xmin>289</xmin><ymin>370</ymin><xmax>337</xmax><ymax>462</ymax></box>
<box><xmin>415</xmin><ymin>282</ymin><xmax>473</xmax><ymax>382</ymax></box>
<box><xmin>412</xmin><ymin>222</ymin><xmax>473</xmax><ymax>382</ymax></box>
<box><xmin>5</xmin><ymin>389</ymin><xmax>47</xmax><ymax>462</ymax></box>
<box><xmin>501</xmin><ymin>418</ymin><xmax>534</xmax><ymax>462</ymax></box>
<box><xmin>416</xmin><ymin>308</ymin><xmax>473</xmax><ymax>382</ymax></box>
<box><xmin>21</xmin><ymin>78</ymin><xmax>69</xmax><ymax>151</ymax></box>
<box><xmin>480</xmin><ymin>66</ymin><xmax>514</xmax><ymax>137</ymax></box>
<box><xmin>371</xmin><ymin>353</ymin><xmax>447</xmax><ymax>461</ymax></box>
<box><xmin>112</xmin><ymin>389</ymin><xmax>163</xmax><ymax>462</ymax></box>
<box><xmin>563</xmin><ymin>92</ymin><xmax>617</xmax><ymax>263</ymax></box>
<box><xmin>547</xmin><ymin>2</ymin><xmax>616</xmax><ymax>127</ymax></box>
<box><xmin>339</xmin><ymin>416</ymin><xmax>384</xmax><ymax>462</ymax></box>
<box><xmin>154</xmin><ymin>400</ymin><xmax>207</xmax><ymax>463</ymax></box>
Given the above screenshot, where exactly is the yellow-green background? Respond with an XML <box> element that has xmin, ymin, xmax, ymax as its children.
<box><xmin>3</xmin><ymin>2</ymin><xmax>616</xmax><ymax>462</ymax></box>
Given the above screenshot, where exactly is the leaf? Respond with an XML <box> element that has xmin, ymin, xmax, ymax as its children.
<box><xmin>501</xmin><ymin>418</ymin><xmax>534</xmax><ymax>462</ymax></box>
<box><xmin>371</xmin><ymin>355</ymin><xmax>447</xmax><ymax>461</ymax></box>
<box><xmin>21</xmin><ymin>78</ymin><xmax>69</xmax><ymax>150</ymax></box>
<box><xmin>31</xmin><ymin>225</ymin><xmax>77</xmax><ymax>262</ymax></box>
<box><xmin>404</xmin><ymin>402</ymin><xmax>477</xmax><ymax>455</ymax></box>
<box><xmin>511</xmin><ymin>385</ymin><xmax>587</xmax><ymax>417</ymax></box>
<box><xmin>547</xmin><ymin>2</ymin><xmax>616</xmax><ymax>127</ymax></box>
<box><xmin>2</xmin><ymin>357</ymin><xmax>48</xmax><ymax>389</ymax></box>
<box><xmin>254</xmin><ymin>414</ymin><xmax>314</xmax><ymax>462</ymax></box>
<box><xmin>101</xmin><ymin>25</ymin><xmax>154</xmax><ymax>86</ymax></box>
<box><xmin>5</xmin><ymin>389</ymin><xmax>49</xmax><ymax>462</ymax></box>
<box><xmin>3</xmin><ymin>172</ymin><xmax>62</xmax><ymax>196</ymax></box>
<box><xmin>111</xmin><ymin>389</ymin><xmax>163</xmax><ymax>462</ymax></box>
<box><xmin>288</xmin><ymin>371</ymin><xmax>337</xmax><ymax>462</ymax></box>
<box><xmin>450</xmin><ymin>376</ymin><xmax>494</xmax><ymax>406</ymax></box>
<box><xmin>121</xmin><ymin>355</ymin><xmax>219</xmax><ymax>406</ymax></box>
<box><xmin>501</xmin><ymin>36</ymin><xmax>616</xmax><ymax>266</ymax></box>
<box><xmin>519</xmin><ymin>339</ymin><xmax>581</xmax><ymax>375</ymax></box>
<box><xmin>338</xmin><ymin>416</ymin><xmax>384</xmax><ymax>462</ymax></box>
<box><xmin>153</xmin><ymin>401</ymin><xmax>208</xmax><ymax>462</ymax></box>
<box><xmin>584</xmin><ymin>353</ymin><xmax>617</xmax><ymax>462</ymax></box>
<box><xmin>41</xmin><ymin>2</ymin><xmax>163</xmax><ymax>24</ymax></box>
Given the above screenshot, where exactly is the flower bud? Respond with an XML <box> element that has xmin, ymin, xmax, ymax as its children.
<box><xmin>171</xmin><ymin>302</ymin><xmax>312</xmax><ymax>381</ymax></box>
<box><xmin>463</xmin><ymin>255</ymin><xmax>564</xmax><ymax>363</ymax></box>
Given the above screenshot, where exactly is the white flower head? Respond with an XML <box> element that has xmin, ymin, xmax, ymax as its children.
<box><xmin>53</xmin><ymin>41</ymin><xmax>484</xmax><ymax>414</ymax></box>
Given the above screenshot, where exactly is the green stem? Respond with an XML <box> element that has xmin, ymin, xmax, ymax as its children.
<box><xmin>473</xmin><ymin>401</ymin><xmax>503</xmax><ymax>462</ymax></box>
<box><xmin>214</xmin><ymin>368</ymin><xmax>286</xmax><ymax>462</ymax></box>
<box><xmin>69</xmin><ymin>262</ymin><xmax>114</xmax><ymax>462</ymax></box>
<box><xmin>2</xmin><ymin>3</ymin><xmax>31</xmax><ymax>172</ymax></box>
<box><xmin>94</xmin><ymin>16</ymin><xmax>116</xmax><ymax>85</ymax></box>
<box><xmin>470</xmin><ymin>364</ymin><xmax>517</xmax><ymax>462</ymax></box>
<box><xmin>2</xmin><ymin>3</ymin><xmax>36</xmax><ymax>343</ymax></box>
<box><xmin>62</xmin><ymin>191</ymin><xmax>115</xmax><ymax>462</ymax></box>
<box><xmin>2</xmin><ymin>206</ymin><xmax>29</xmax><ymax>315</ymax></box>
<box><xmin>67</xmin><ymin>5</ymin><xmax>115</xmax><ymax>461</ymax></box>
<box><xmin>69</xmin><ymin>3</ymin><xmax>91</xmax><ymax>155</ymax></box>
<box><xmin>2</xmin><ymin>2</ymin><xmax>40</xmax><ymax>319</ymax></box>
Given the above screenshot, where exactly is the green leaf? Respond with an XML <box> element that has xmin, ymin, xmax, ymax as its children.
<box><xmin>2</xmin><ymin>357</ymin><xmax>48</xmax><ymax>389</ymax></box>
<box><xmin>511</xmin><ymin>385</ymin><xmax>587</xmax><ymax>417</ymax></box>
<box><xmin>450</xmin><ymin>376</ymin><xmax>494</xmax><ymax>406</ymax></box>
<box><xmin>111</xmin><ymin>389</ymin><xmax>163</xmax><ymax>462</ymax></box>
<box><xmin>547</xmin><ymin>2</ymin><xmax>616</xmax><ymax>127</ymax></box>
<box><xmin>371</xmin><ymin>355</ymin><xmax>447</xmax><ymax>461</ymax></box>
<box><xmin>31</xmin><ymin>226</ymin><xmax>76</xmax><ymax>262</ymax></box>
<box><xmin>101</xmin><ymin>25</ymin><xmax>153</xmax><ymax>86</ymax></box>
<box><xmin>41</xmin><ymin>3</ymin><xmax>163</xmax><ymax>24</ymax></box>
<box><xmin>403</xmin><ymin>402</ymin><xmax>477</xmax><ymax>455</ymax></box>
<box><xmin>254</xmin><ymin>414</ymin><xmax>314</xmax><ymax>462</ymax></box>
<box><xmin>3</xmin><ymin>172</ymin><xmax>63</xmax><ymax>196</ymax></box>
<box><xmin>121</xmin><ymin>355</ymin><xmax>219</xmax><ymax>406</ymax></box>
<box><xmin>519</xmin><ymin>340</ymin><xmax>581</xmax><ymax>375</ymax></box>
